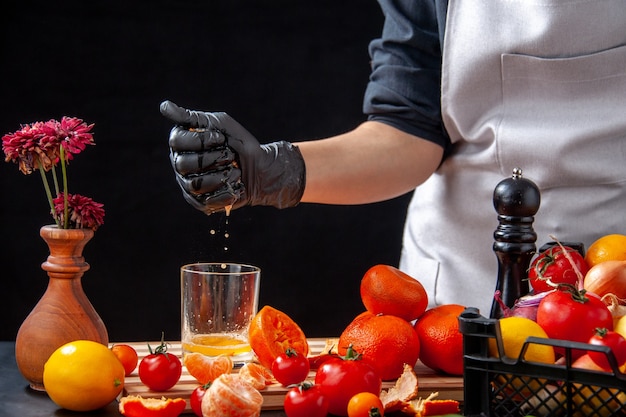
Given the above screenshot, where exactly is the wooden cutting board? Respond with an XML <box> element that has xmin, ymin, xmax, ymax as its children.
<box><xmin>119</xmin><ymin>339</ymin><xmax>463</xmax><ymax>413</ymax></box>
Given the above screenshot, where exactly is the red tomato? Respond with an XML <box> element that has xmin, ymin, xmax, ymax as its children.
<box><xmin>528</xmin><ymin>245</ymin><xmax>589</xmax><ymax>294</ymax></box>
<box><xmin>536</xmin><ymin>289</ymin><xmax>613</xmax><ymax>351</ymax></box>
<box><xmin>588</xmin><ymin>327</ymin><xmax>626</xmax><ymax>371</ymax></box>
<box><xmin>111</xmin><ymin>344</ymin><xmax>139</xmax><ymax>376</ymax></box>
<box><xmin>314</xmin><ymin>346</ymin><xmax>382</xmax><ymax>416</ymax></box>
<box><xmin>347</xmin><ymin>392</ymin><xmax>384</xmax><ymax>417</ymax></box>
<box><xmin>271</xmin><ymin>347</ymin><xmax>310</xmax><ymax>386</ymax></box>
<box><xmin>138</xmin><ymin>337</ymin><xmax>182</xmax><ymax>391</ymax></box>
<box><xmin>284</xmin><ymin>382</ymin><xmax>329</xmax><ymax>417</ymax></box>
<box><xmin>190</xmin><ymin>384</ymin><xmax>210</xmax><ymax>417</ymax></box>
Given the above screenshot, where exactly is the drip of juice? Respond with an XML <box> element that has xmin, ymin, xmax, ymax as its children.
<box><xmin>182</xmin><ymin>334</ymin><xmax>251</xmax><ymax>357</ymax></box>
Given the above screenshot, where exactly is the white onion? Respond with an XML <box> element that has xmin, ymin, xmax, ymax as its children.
<box><xmin>583</xmin><ymin>260</ymin><xmax>626</xmax><ymax>302</ymax></box>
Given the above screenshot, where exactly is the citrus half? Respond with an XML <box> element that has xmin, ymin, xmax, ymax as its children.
<box><xmin>248</xmin><ymin>305</ymin><xmax>309</xmax><ymax>369</ymax></box>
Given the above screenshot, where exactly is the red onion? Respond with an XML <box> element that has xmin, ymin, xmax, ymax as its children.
<box><xmin>493</xmin><ymin>290</ymin><xmax>549</xmax><ymax>321</ymax></box>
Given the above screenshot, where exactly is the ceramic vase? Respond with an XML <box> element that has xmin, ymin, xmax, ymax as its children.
<box><xmin>14</xmin><ymin>225</ymin><xmax>109</xmax><ymax>391</ymax></box>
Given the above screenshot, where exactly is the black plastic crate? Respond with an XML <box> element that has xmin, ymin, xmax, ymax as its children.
<box><xmin>458</xmin><ymin>308</ymin><xmax>626</xmax><ymax>417</ymax></box>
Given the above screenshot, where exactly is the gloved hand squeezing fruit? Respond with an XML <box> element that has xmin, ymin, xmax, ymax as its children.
<box><xmin>160</xmin><ymin>100</ymin><xmax>306</xmax><ymax>215</ymax></box>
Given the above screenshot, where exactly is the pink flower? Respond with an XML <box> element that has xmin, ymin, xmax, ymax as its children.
<box><xmin>53</xmin><ymin>194</ymin><xmax>105</xmax><ymax>230</ymax></box>
<box><xmin>2</xmin><ymin>116</ymin><xmax>104</xmax><ymax>230</ymax></box>
<box><xmin>2</xmin><ymin>117</ymin><xmax>94</xmax><ymax>174</ymax></box>
<box><xmin>57</xmin><ymin>116</ymin><xmax>95</xmax><ymax>159</ymax></box>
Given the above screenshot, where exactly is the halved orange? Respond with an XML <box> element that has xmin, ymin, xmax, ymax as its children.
<box><xmin>248</xmin><ymin>305</ymin><xmax>309</xmax><ymax>369</ymax></box>
<box><xmin>183</xmin><ymin>353</ymin><xmax>233</xmax><ymax>385</ymax></box>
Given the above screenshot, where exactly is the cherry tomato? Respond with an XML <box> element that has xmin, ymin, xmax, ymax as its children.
<box><xmin>537</xmin><ymin>288</ymin><xmax>613</xmax><ymax>357</ymax></box>
<box><xmin>190</xmin><ymin>383</ymin><xmax>210</xmax><ymax>417</ymax></box>
<box><xmin>588</xmin><ymin>327</ymin><xmax>626</xmax><ymax>371</ymax></box>
<box><xmin>284</xmin><ymin>381</ymin><xmax>329</xmax><ymax>417</ymax></box>
<box><xmin>314</xmin><ymin>345</ymin><xmax>382</xmax><ymax>416</ymax></box>
<box><xmin>347</xmin><ymin>392</ymin><xmax>384</xmax><ymax>417</ymax></box>
<box><xmin>138</xmin><ymin>335</ymin><xmax>182</xmax><ymax>391</ymax></box>
<box><xmin>271</xmin><ymin>347</ymin><xmax>310</xmax><ymax>386</ymax></box>
<box><xmin>528</xmin><ymin>245</ymin><xmax>589</xmax><ymax>294</ymax></box>
<box><xmin>111</xmin><ymin>344</ymin><xmax>139</xmax><ymax>376</ymax></box>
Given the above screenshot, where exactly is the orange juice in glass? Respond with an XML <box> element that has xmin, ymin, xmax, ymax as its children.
<box><xmin>181</xmin><ymin>263</ymin><xmax>260</xmax><ymax>364</ymax></box>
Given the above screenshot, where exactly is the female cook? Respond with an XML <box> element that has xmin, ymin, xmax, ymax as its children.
<box><xmin>162</xmin><ymin>0</ymin><xmax>626</xmax><ymax>315</ymax></box>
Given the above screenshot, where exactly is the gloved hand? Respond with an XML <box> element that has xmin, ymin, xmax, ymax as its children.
<box><xmin>160</xmin><ymin>100</ymin><xmax>306</xmax><ymax>215</ymax></box>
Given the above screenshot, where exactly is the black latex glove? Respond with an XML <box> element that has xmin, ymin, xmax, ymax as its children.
<box><xmin>160</xmin><ymin>100</ymin><xmax>306</xmax><ymax>215</ymax></box>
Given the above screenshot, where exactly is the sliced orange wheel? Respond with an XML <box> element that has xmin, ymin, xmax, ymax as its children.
<box><xmin>184</xmin><ymin>352</ymin><xmax>233</xmax><ymax>385</ymax></box>
<box><xmin>248</xmin><ymin>305</ymin><xmax>309</xmax><ymax>369</ymax></box>
<box><xmin>118</xmin><ymin>395</ymin><xmax>186</xmax><ymax>417</ymax></box>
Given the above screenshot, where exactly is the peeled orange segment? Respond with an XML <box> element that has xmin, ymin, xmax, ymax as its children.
<box><xmin>238</xmin><ymin>362</ymin><xmax>274</xmax><ymax>390</ymax></box>
<box><xmin>201</xmin><ymin>373</ymin><xmax>263</xmax><ymax>417</ymax></box>
<box><xmin>118</xmin><ymin>395</ymin><xmax>186</xmax><ymax>417</ymax></box>
<box><xmin>184</xmin><ymin>352</ymin><xmax>233</xmax><ymax>385</ymax></box>
<box><xmin>248</xmin><ymin>305</ymin><xmax>309</xmax><ymax>369</ymax></box>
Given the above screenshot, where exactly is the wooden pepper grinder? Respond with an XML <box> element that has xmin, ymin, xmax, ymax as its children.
<box><xmin>490</xmin><ymin>167</ymin><xmax>541</xmax><ymax>319</ymax></box>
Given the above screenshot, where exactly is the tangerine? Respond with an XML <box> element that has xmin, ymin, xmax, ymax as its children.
<box><xmin>184</xmin><ymin>352</ymin><xmax>233</xmax><ymax>385</ymax></box>
<box><xmin>248</xmin><ymin>305</ymin><xmax>309</xmax><ymax>369</ymax></box>
<box><xmin>338</xmin><ymin>311</ymin><xmax>420</xmax><ymax>381</ymax></box>
<box><xmin>414</xmin><ymin>304</ymin><xmax>465</xmax><ymax>376</ymax></box>
<box><xmin>201</xmin><ymin>373</ymin><xmax>263</xmax><ymax>417</ymax></box>
<box><xmin>585</xmin><ymin>234</ymin><xmax>626</xmax><ymax>268</ymax></box>
<box><xmin>111</xmin><ymin>344</ymin><xmax>139</xmax><ymax>377</ymax></box>
<box><xmin>360</xmin><ymin>264</ymin><xmax>428</xmax><ymax>321</ymax></box>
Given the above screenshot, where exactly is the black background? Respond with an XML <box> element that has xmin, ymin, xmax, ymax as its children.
<box><xmin>0</xmin><ymin>0</ymin><xmax>413</xmax><ymax>342</ymax></box>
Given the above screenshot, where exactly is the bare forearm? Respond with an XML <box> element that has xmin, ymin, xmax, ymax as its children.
<box><xmin>297</xmin><ymin>121</ymin><xmax>444</xmax><ymax>204</ymax></box>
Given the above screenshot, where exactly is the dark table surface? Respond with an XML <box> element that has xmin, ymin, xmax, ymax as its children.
<box><xmin>0</xmin><ymin>341</ymin><xmax>286</xmax><ymax>417</ymax></box>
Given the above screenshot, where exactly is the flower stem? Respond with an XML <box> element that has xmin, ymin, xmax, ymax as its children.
<box><xmin>59</xmin><ymin>146</ymin><xmax>69</xmax><ymax>229</ymax></box>
<box><xmin>51</xmin><ymin>165</ymin><xmax>60</xmax><ymax>196</ymax></box>
<box><xmin>38</xmin><ymin>164</ymin><xmax>60</xmax><ymax>227</ymax></box>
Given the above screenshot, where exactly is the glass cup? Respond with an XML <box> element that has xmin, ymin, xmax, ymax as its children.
<box><xmin>181</xmin><ymin>262</ymin><xmax>260</xmax><ymax>364</ymax></box>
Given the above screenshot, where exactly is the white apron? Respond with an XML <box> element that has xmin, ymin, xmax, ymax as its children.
<box><xmin>400</xmin><ymin>0</ymin><xmax>626</xmax><ymax>315</ymax></box>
